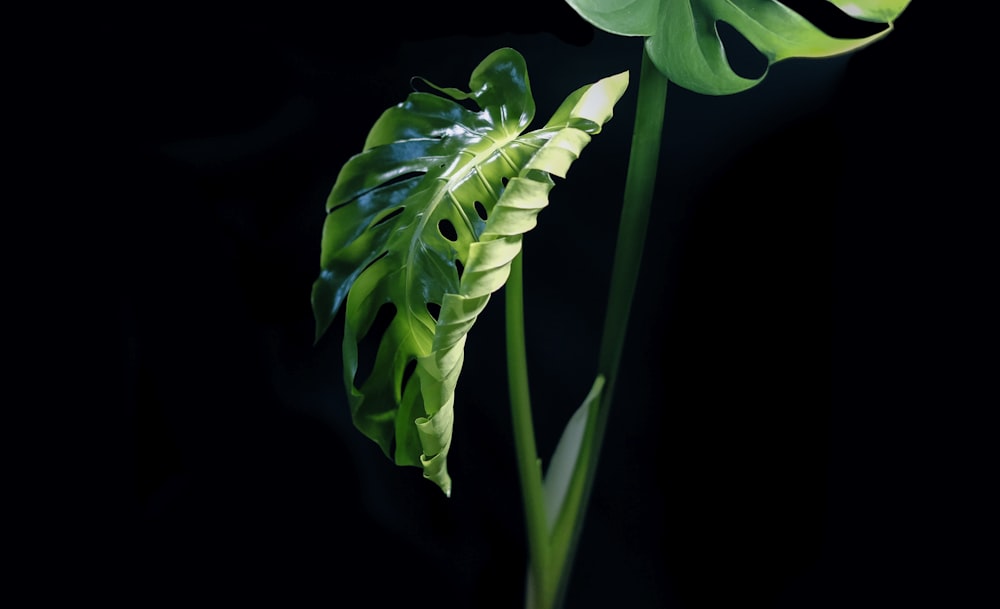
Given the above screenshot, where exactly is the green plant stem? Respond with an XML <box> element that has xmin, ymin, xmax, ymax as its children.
<box><xmin>506</xmin><ymin>248</ymin><xmax>552</xmax><ymax>609</ymax></box>
<box><xmin>549</xmin><ymin>46</ymin><xmax>669</xmax><ymax>609</ymax></box>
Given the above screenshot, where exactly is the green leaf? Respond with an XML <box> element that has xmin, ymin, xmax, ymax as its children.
<box><xmin>562</xmin><ymin>0</ymin><xmax>660</xmax><ymax>36</ymax></box>
<box><xmin>542</xmin><ymin>375</ymin><xmax>605</xmax><ymax>531</ymax></box>
<box><xmin>312</xmin><ymin>48</ymin><xmax>629</xmax><ymax>495</ymax></box>
<box><xmin>565</xmin><ymin>0</ymin><xmax>910</xmax><ymax>94</ymax></box>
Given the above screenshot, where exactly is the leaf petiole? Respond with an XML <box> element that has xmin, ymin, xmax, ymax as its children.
<box><xmin>505</xmin><ymin>248</ymin><xmax>554</xmax><ymax>608</ymax></box>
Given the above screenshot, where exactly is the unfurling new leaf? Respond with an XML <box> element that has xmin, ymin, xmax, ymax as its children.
<box><xmin>312</xmin><ymin>48</ymin><xmax>628</xmax><ymax>495</ymax></box>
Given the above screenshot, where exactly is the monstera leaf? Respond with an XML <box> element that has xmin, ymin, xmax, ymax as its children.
<box><xmin>312</xmin><ymin>48</ymin><xmax>628</xmax><ymax>495</ymax></box>
<box><xmin>565</xmin><ymin>0</ymin><xmax>910</xmax><ymax>94</ymax></box>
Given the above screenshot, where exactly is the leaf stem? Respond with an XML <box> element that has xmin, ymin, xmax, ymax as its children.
<box><xmin>506</xmin><ymin>248</ymin><xmax>552</xmax><ymax>608</ymax></box>
<box><xmin>550</xmin><ymin>45</ymin><xmax>669</xmax><ymax>609</ymax></box>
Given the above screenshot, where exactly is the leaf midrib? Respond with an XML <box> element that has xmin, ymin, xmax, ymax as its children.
<box><xmin>398</xmin><ymin>133</ymin><xmax>518</xmax><ymax>362</ymax></box>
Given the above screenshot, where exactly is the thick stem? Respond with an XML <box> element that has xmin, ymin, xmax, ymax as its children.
<box><xmin>597</xmin><ymin>49</ymin><xmax>668</xmax><ymax>400</ymax></box>
<box><xmin>549</xmin><ymin>46</ymin><xmax>669</xmax><ymax>609</ymax></box>
<box><xmin>506</xmin><ymin>248</ymin><xmax>552</xmax><ymax>609</ymax></box>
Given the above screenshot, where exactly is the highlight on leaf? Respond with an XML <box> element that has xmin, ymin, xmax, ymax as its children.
<box><xmin>312</xmin><ymin>47</ymin><xmax>628</xmax><ymax>495</ymax></box>
<box><xmin>564</xmin><ymin>0</ymin><xmax>910</xmax><ymax>94</ymax></box>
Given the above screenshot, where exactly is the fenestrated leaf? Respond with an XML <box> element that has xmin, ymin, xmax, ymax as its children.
<box><xmin>565</xmin><ymin>0</ymin><xmax>910</xmax><ymax>94</ymax></box>
<box><xmin>312</xmin><ymin>48</ymin><xmax>628</xmax><ymax>495</ymax></box>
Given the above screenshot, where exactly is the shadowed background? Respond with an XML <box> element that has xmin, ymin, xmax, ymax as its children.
<box><xmin>46</xmin><ymin>3</ymin><xmax>993</xmax><ymax>608</ymax></box>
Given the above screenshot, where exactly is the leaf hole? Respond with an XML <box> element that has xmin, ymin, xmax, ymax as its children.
<box><xmin>779</xmin><ymin>0</ymin><xmax>888</xmax><ymax>38</ymax></box>
<box><xmin>455</xmin><ymin>259</ymin><xmax>464</xmax><ymax>281</ymax></box>
<box><xmin>501</xmin><ymin>176</ymin><xmax>510</xmax><ymax>187</ymax></box>
<box><xmin>410</xmin><ymin>78</ymin><xmax>481</xmax><ymax>112</ymax></box>
<box><xmin>426</xmin><ymin>301</ymin><xmax>441</xmax><ymax>321</ymax></box>
<box><xmin>371</xmin><ymin>206</ymin><xmax>404</xmax><ymax>229</ymax></box>
<box><xmin>400</xmin><ymin>358</ymin><xmax>418</xmax><ymax>396</ymax></box>
<box><xmin>438</xmin><ymin>218</ymin><xmax>458</xmax><ymax>241</ymax></box>
<box><xmin>474</xmin><ymin>200</ymin><xmax>488</xmax><ymax>221</ymax></box>
<box><xmin>355</xmin><ymin>302</ymin><xmax>396</xmax><ymax>388</ymax></box>
<box><xmin>716</xmin><ymin>21</ymin><xmax>768</xmax><ymax>80</ymax></box>
<box><xmin>454</xmin><ymin>97</ymin><xmax>480</xmax><ymax>112</ymax></box>
<box><xmin>359</xmin><ymin>250</ymin><xmax>388</xmax><ymax>275</ymax></box>
<box><xmin>380</xmin><ymin>171</ymin><xmax>424</xmax><ymax>189</ymax></box>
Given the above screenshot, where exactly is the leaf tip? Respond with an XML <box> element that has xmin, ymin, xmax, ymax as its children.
<box><xmin>312</xmin><ymin>323</ymin><xmax>327</xmax><ymax>347</ymax></box>
<box><xmin>310</xmin><ymin>273</ymin><xmax>339</xmax><ymax>345</ymax></box>
<box><xmin>424</xmin><ymin>466</ymin><xmax>452</xmax><ymax>497</ymax></box>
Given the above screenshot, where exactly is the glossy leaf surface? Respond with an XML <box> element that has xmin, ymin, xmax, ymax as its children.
<box><xmin>312</xmin><ymin>48</ymin><xmax>628</xmax><ymax>495</ymax></box>
<box><xmin>565</xmin><ymin>0</ymin><xmax>910</xmax><ymax>94</ymax></box>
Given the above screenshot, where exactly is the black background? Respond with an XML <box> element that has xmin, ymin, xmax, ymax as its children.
<box><xmin>30</xmin><ymin>2</ymin><xmax>993</xmax><ymax>608</ymax></box>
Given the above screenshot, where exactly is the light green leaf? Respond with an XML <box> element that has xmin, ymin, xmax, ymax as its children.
<box><xmin>312</xmin><ymin>48</ymin><xmax>628</xmax><ymax>495</ymax></box>
<box><xmin>565</xmin><ymin>0</ymin><xmax>910</xmax><ymax>94</ymax></box>
<box><xmin>562</xmin><ymin>0</ymin><xmax>659</xmax><ymax>36</ymax></box>
<box><xmin>542</xmin><ymin>375</ymin><xmax>605</xmax><ymax>531</ymax></box>
<box><xmin>826</xmin><ymin>0</ymin><xmax>911</xmax><ymax>22</ymax></box>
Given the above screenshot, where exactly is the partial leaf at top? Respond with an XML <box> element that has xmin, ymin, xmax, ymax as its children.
<box><xmin>565</xmin><ymin>0</ymin><xmax>911</xmax><ymax>94</ymax></box>
<box><xmin>312</xmin><ymin>48</ymin><xmax>628</xmax><ymax>495</ymax></box>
